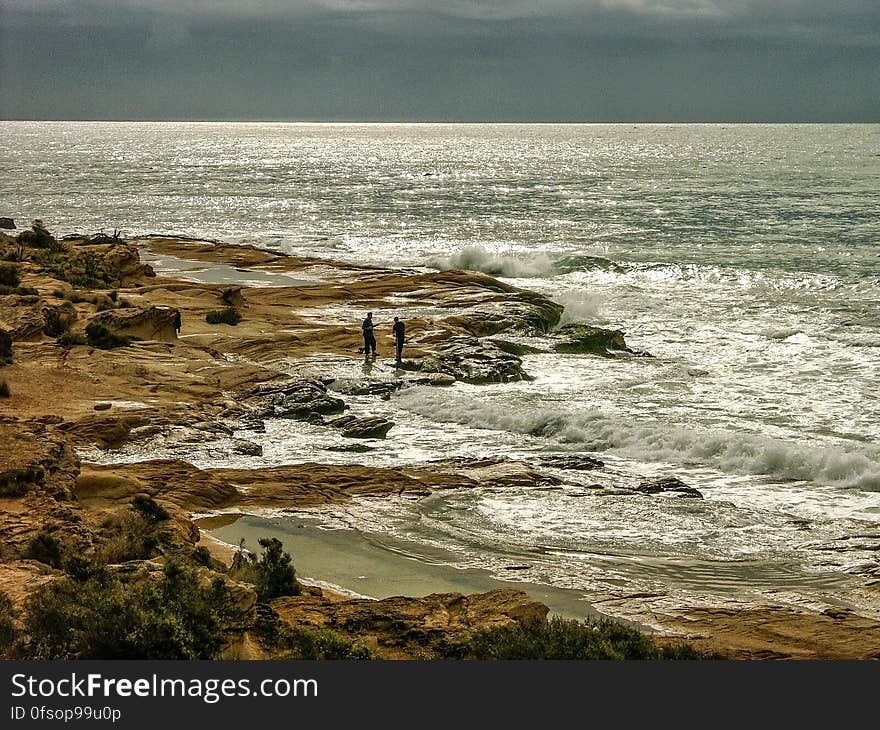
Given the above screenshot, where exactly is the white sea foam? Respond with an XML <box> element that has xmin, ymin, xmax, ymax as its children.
<box><xmin>426</xmin><ymin>245</ymin><xmax>557</xmax><ymax>278</ymax></box>
<box><xmin>555</xmin><ymin>290</ymin><xmax>607</xmax><ymax>325</ymax></box>
<box><xmin>394</xmin><ymin>389</ymin><xmax>880</xmax><ymax>491</ymax></box>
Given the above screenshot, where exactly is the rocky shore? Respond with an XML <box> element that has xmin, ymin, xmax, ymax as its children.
<box><xmin>3</xmin><ymin>220</ymin><xmax>880</xmax><ymax>660</ymax></box>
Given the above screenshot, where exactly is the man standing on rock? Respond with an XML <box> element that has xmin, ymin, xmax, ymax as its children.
<box><xmin>392</xmin><ymin>316</ymin><xmax>406</xmax><ymax>365</ymax></box>
<box><xmin>362</xmin><ymin>312</ymin><xmax>377</xmax><ymax>357</ymax></box>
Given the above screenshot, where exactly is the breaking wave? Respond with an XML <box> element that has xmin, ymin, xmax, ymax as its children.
<box><xmin>394</xmin><ymin>389</ymin><xmax>880</xmax><ymax>491</ymax></box>
<box><xmin>426</xmin><ymin>245</ymin><xmax>623</xmax><ymax>278</ymax></box>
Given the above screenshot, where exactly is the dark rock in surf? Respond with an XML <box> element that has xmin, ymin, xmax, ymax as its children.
<box><xmin>553</xmin><ymin>324</ymin><xmax>631</xmax><ymax>356</ymax></box>
<box><xmin>635</xmin><ymin>476</ymin><xmax>703</xmax><ymax>499</ymax></box>
<box><xmin>539</xmin><ymin>455</ymin><xmax>605</xmax><ymax>471</ymax></box>
<box><xmin>403</xmin><ymin>336</ymin><xmax>531</xmax><ymax>384</ymax></box>
<box><xmin>331</xmin><ymin>380</ymin><xmax>400</xmax><ymax>398</ymax></box>
<box><xmin>232</xmin><ymin>439</ymin><xmax>263</xmax><ymax>457</ymax></box>
<box><xmin>249</xmin><ymin>379</ymin><xmax>345</xmax><ymax>420</ymax></box>
<box><xmin>325</xmin><ymin>443</ymin><xmax>375</xmax><ymax>453</ymax></box>
<box><xmin>327</xmin><ymin>415</ymin><xmax>394</xmax><ymax>439</ymax></box>
<box><xmin>0</xmin><ymin>218</ymin><xmax>15</xmax><ymax>230</ymax></box>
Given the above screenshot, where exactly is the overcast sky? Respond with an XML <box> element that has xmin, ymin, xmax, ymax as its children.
<box><xmin>1</xmin><ymin>1</ymin><xmax>878</xmax><ymax>121</ymax></box>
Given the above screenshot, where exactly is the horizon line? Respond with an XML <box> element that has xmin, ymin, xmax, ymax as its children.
<box><xmin>2</xmin><ymin>119</ymin><xmax>878</xmax><ymax>125</ymax></box>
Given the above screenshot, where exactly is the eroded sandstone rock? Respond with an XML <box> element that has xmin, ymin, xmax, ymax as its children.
<box><xmin>87</xmin><ymin>306</ymin><xmax>179</xmax><ymax>344</ymax></box>
<box><xmin>271</xmin><ymin>588</ymin><xmax>549</xmax><ymax>659</ymax></box>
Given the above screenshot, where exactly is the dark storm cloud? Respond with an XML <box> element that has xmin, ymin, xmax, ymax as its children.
<box><xmin>1</xmin><ymin>1</ymin><xmax>878</xmax><ymax>120</ymax></box>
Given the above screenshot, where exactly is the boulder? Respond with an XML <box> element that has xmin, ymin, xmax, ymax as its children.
<box><xmin>100</xmin><ymin>243</ymin><xmax>155</xmax><ymax>283</ymax></box>
<box><xmin>404</xmin><ymin>336</ymin><xmax>530</xmax><ymax>384</ymax></box>
<box><xmin>635</xmin><ymin>476</ymin><xmax>703</xmax><ymax>499</ymax></box>
<box><xmin>251</xmin><ymin>379</ymin><xmax>345</xmax><ymax>420</ymax></box>
<box><xmin>232</xmin><ymin>439</ymin><xmax>263</xmax><ymax>457</ymax></box>
<box><xmin>327</xmin><ymin>415</ymin><xmax>394</xmax><ymax>439</ymax></box>
<box><xmin>87</xmin><ymin>306</ymin><xmax>179</xmax><ymax>344</ymax></box>
<box><xmin>554</xmin><ymin>324</ymin><xmax>630</xmax><ymax>355</ymax></box>
<box><xmin>0</xmin><ymin>218</ymin><xmax>15</xmax><ymax>230</ymax></box>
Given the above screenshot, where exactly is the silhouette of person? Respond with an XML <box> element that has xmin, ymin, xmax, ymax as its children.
<box><xmin>392</xmin><ymin>316</ymin><xmax>405</xmax><ymax>364</ymax></box>
<box><xmin>362</xmin><ymin>312</ymin><xmax>377</xmax><ymax>356</ymax></box>
<box><xmin>174</xmin><ymin>310</ymin><xmax>182</xmax><ymax>334</ymax></box>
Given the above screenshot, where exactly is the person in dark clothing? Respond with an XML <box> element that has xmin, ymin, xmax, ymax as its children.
<box><xmin>362</xmin><ymin>312</ymin><xmax>377</xmax><ymax>356</ymax></box>
<box><xmin>392</xmin><ymin>316</ymin><xmax>405</xmax><ymax>364</ymax></box>
<box><xmin>173</xmin><ymin>310</ymin><xmax>182</xmax><ymax>334</ymax></box>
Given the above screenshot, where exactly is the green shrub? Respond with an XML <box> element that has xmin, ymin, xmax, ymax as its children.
<box><xmin>57</xmin><ymin>331</ymin><xmax>88</xmax><ymax>348</ymax></box>
<box><xmin>63</xmin><ymin>555</ymin><xmax>108</xmax><ymax>583</ymax></box>
<box><xmin>98</xmin><ymin>512</ymin><xmax>160</xmax><ymax>564</ymax></box>
<box><xmin>0</xmin><ymin>286</ymin><xmax>38</xmax><ymax>298</ymax></box>
<box><xmin>230</xmin><ymin>537</ymin><xmax>300</xmax><ymax>601</ymax></box>
<box><xmin>192</xmin><ymin>545</ymin><xmax>215</xmax><ymax>568</ymax></box>
<box><xmin>0</xmin><ymin>380</ymin><xmax>9</xmax><ymax>398</ymax></box>
<box><xmin>85</xmin><ymin>322</ymin><xmax>130</xmax><ymax>349</ymax></box>
<box><xmin>278</xmin><ymin>626</ymin><xmax>371</xmax><ymax>660</ymax></box>
<box><xmin>206</xmin><ymin>308</ymin><xmax>242</xmax><ymax>326</ymax></box>
<box><xmin>457</xmin><ymin>616</ymin><xmax>711</xmax><ymax>660</ymax></box>
<box><xmin>31</xmin><ymin>249</ymin><xmax>108</xmax><ymax>289</ymax></box>
<box><xmin>24</xmin><ymin>532</ymin><xmax>63</xmax><ymax>568</ymax></box>
<box><xmin>0</xmin><ymin>263</ymin><xmax>20</xmax><ymax>287</ymax></box>
<box><xmin>22</xmin><ymin>560</ymin><xmax>241</xmax><ymax>659</ymax></box>
<box><xmin>17</xmin><ymin>220</ymin><xmax>62</xmax><ymax>251</ymax></box>
<box><xmin>131</xmin><ymin>495</ymin><xmax>170</xmax><ymax>523</ymax></box>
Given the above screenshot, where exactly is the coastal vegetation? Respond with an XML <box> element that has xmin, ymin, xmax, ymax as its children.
<box><xmin>19</xmin><ymin>560</ymin><xmax>242</xmax><ymax>660</ymax></box>
<box><xmin>458</xmin><ymin>616</ymin><xmax>712</xmax><ymax>660</ymax></box>
<box><xmin>206</xmin><ymin>307</ymin><xmax>242</xmax><ymax>326</ymax></box>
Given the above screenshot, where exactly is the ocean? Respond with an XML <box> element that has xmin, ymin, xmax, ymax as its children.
<box><xmin>2</xmin><ymin>121</ymin><xmax>879</xmax><ymax>619</ymax></box>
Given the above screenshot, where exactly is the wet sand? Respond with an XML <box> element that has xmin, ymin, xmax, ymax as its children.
<box><xmin>206</xmin><ymin>513</ymin><xmax>604</xmax><ymax>622</ymax></box>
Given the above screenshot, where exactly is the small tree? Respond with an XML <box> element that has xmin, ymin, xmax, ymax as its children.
<box><xmin>231</xmin><ymin>537</ymin><xmax>300</xmax><ymax>601</ymax></box>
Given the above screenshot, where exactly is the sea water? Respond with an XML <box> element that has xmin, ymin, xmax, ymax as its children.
<box><xmin>3</xmin><ymin>122</ymin><xmax>879</xmax><ymax>618</ymax></box>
